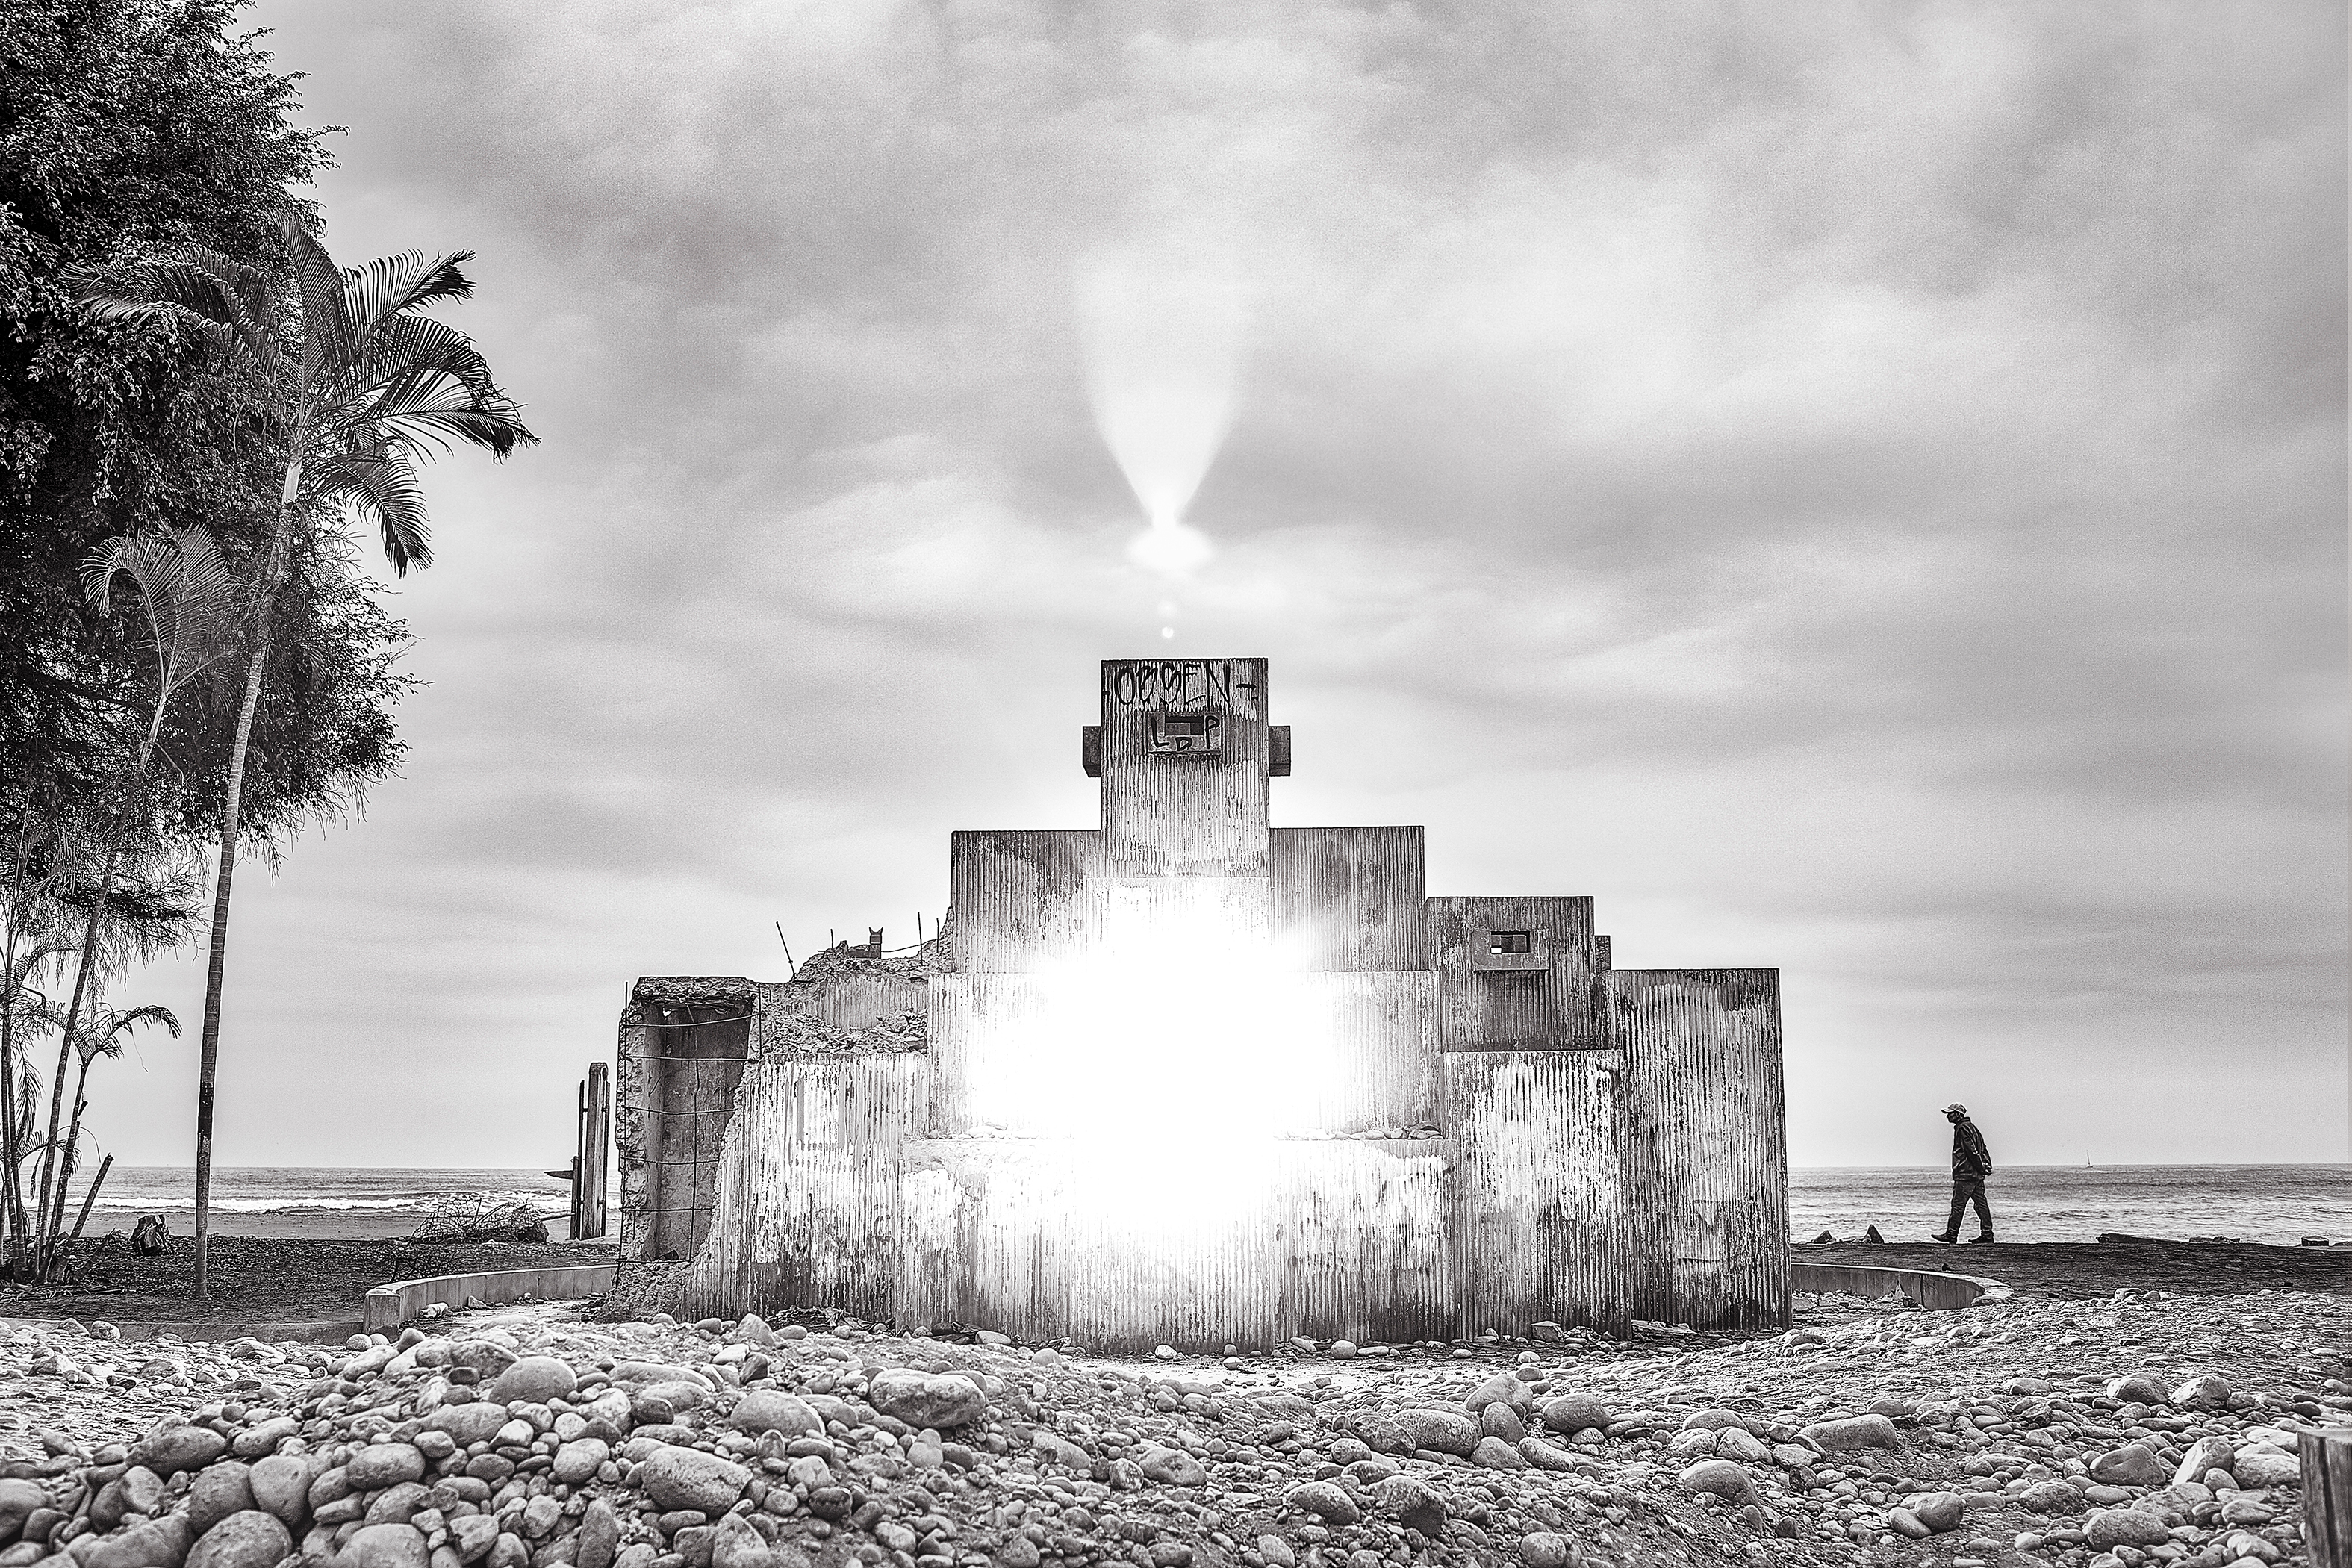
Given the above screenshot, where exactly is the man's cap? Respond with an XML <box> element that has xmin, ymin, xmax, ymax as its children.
<box><xmin>1942</xmin><ymin>1103</ymin><xmax>1967</xmax><ymax>1116</ymax></box>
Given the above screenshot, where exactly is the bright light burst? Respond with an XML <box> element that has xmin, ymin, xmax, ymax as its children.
<box><xmin>962</xmin><ymin>884</ymin><xmax>1340</xmax><ymax>1238</ymax></box>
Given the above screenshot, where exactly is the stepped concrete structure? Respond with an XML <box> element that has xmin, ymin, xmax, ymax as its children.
<box><xmin>617</xmin><ymin>657</ymin><xmax>1786</xmax><ymax>1348</ymax></box>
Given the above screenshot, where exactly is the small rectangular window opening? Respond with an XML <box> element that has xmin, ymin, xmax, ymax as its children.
<box><xmin>1161</xmin><ymin>713</ymin><xmax>1212</xmax><ymax>738</ymax></box>
<box><xmin>1489</xmin><ymin>930</ymin><xmax>1534</xmax><ymax>955</ymax></box>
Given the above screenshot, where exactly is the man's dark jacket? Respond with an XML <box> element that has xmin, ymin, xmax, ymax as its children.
<box><xmin>1952</xmin><ymin>1118</ymin><xmax>1993</xmax><ymax>1180</ymax></box>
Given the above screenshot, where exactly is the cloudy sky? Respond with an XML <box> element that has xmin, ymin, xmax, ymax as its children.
<box><xmin>96</xmin><ymin>1</ymin><xmax>2345</xmax><ymax>1172</ymax></box>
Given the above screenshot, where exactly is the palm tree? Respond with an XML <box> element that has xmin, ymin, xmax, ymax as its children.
<box><xmin>44</xmin><ymin>1004</ymin><xmax>179</xmax><ymax>1248</ymax></box>
<box><xmin>23</xmin><ymin>528</ymin><xmax>239</xmax><ymax>1275</ymax></box>
<box><xmin>0</xmin><ymin>934</ymin><xmax>69</xmax><ymax>1257</ymax></box>
<box><xmin>76</xmin><ymin>213</ymin><xmax>536</xmax><ymax>1292</ymax></box>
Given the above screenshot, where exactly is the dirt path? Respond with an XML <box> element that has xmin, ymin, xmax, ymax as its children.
<box><xmin>1793</xmin><ymin>1240</ymin><xmax>2352</xmax><ymax>1301</ymax></box>
<box><xmin>0</xmin><ymin>1233</ymin><xmax>617</xmax><ymax>1339</ymax></box>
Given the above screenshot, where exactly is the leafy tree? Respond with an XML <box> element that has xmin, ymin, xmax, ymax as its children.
<box><xmin>78</xmin><ymin>218</ymin><xmax>535</xmax><ymax>1292</ymax></box>
<box><xmin>0</xmin><ymin>0</ymin><xmax>432</xmax><ymax>1281</ymax></box>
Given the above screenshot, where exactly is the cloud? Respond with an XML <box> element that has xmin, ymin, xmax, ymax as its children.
<box><xmin>84</xmin><ymin>0</ymin><xmax>2344</xmax><ymax>1171</ymax></box>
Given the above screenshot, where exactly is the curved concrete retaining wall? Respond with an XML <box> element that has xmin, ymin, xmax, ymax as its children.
<box><xmin>364</xmin><ymin>1264</ymin><xmax>618</xmax><ymax>1333</ymax></box>
<box><xmin>1791</xmin><ymin>1261</ymin><xmax>2009</xmax><ymax>1310</ymax></box>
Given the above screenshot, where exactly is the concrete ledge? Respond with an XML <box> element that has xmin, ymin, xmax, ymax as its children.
<box><xmin>363</xmin><ymin>1264</ymin><xmax>618</xmax><ymax>1333</ymax></box>
<box><xmin>1791</xmin><ymin>1261</ymin><xmax>2010</xmax><ymax>1310</ymax></box>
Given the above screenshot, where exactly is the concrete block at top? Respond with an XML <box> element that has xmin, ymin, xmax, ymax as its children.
<box><xmin>1609</xmin><ymin>968</ymin><xmax>1787</xmax><ymax>1329</ymax></box>
<box><xmin>1098</xmin><ymin>658</ymin><xmax>1271</xmax><ymax>876</ymax></box>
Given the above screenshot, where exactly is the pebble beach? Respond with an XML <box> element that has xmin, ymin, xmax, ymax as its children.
<box><xmin>1</xmin><ymin>1260</ymin><xmax>2346</xmax><ymax>1568</ymax></box>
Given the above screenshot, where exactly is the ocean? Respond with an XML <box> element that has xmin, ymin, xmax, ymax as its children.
<box><xmin>87</xmin><ymin>1167</ymin><xmax>574</xmax><ymax>1241</ymax></box>
<box><xmin>75</xmin><ymin>1163</ymin><xmax>2350</xmax><ymax>1246</ymax></box>
<box><xmin>1791</xmin><ymin>1163</ymin><xmax>2351</xmax><ymax>1246</ymax></box>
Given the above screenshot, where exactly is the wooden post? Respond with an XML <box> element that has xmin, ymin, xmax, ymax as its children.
<box><xmin>581</xmin><ymin>1061</ymin><xmax>611</xmax><ymax>1239</ymax></box>
<box><xmin>2309</xmin><ymin>1426</ymin><xmax>2352</xmax><ymax>1568</ymax></box>
<box><xmin>573</xmin><ymin>1076</ymin><xmax>588</xmax><ymax>1240</ymax></box>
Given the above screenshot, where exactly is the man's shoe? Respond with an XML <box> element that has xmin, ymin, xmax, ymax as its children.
<box><xmin>1966</xmin><ymin>1234</ymin><xmax>1996</xmax><ymax>1244</ymax></box>
<box><xmin>1930</xmin><ymin>1233</ymin><xmax>1959</xmax><ymax>1243</ymax></box>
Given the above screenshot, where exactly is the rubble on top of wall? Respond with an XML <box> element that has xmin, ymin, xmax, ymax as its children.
<box><xmin>788</xmin><ymin>918</ymin><xmax>956</xmax><ymax>985</ymax></box>
<box><xmin>756</xmin><ymin>1001</ymin><xmax>928</xmax><ymax>1057</ymax></box>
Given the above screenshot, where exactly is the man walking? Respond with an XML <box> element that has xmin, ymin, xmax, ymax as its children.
<box><xmin>1932</xmin><ymin>1102</ymin><xmax>1995</xmax><ymax>1244</ymax></box>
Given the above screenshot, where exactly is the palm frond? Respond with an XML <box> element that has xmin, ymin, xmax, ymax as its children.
<box><xmin>310</xmin><ymin>446</ymin><xmax>432</xmax><ymax>572</ymax></box>
<box><xmin>281</xmin><ymin>213</ymin><xmax>358</xmax><ymax>396</ymax></box>
<box><xmin>72</xmin><ymin>1004</ymin><xmax>180</xmax><ymax>1066</ymax></box>
<box><xmin>83</xmin><ymin>526</ymin><xmax>246</xmax><ymax>693</ymax></box>
<box><xmin>71</xmin><ymin>252</ymin><xmax>287</xmax><ymax>383</ymax></box>
<box><xmin>346</xmin><ymin>249</ymin><xmax>477</xmax><ymax>328</ymax></box>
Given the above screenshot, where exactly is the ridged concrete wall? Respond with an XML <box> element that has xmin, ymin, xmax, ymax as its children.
<box><xmin>1271</xmin><ymin>827</ymin><xmax>1428</xmax><ymax>971</ymax></box>
<box><xmin>1444</xmin><ymin>1051</ymin><xmax>1632</xmax><ymax>1335</ymax></box>
<box><xmin>893</xmin><ymin>1138</ymin><xmax>1452</xmax><ymax>1351</ymax></box>
<box><xmin>671</xmin><ymin>1051</ymin><xmax>928</xmax><ymax>1322</ymax></box>
<box><xmin>1613</xmin><ymin>968</ymin><xmax>1788</xmax><ymax>1328</ymax></box>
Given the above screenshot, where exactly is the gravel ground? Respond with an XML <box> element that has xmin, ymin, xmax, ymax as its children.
<box><xmin>0</xmin><ymin>1282</ymin><xmax>2345</xmax><ymax>1568</ymax></box>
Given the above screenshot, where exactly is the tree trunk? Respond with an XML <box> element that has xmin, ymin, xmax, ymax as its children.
<box><xmin>68</xmin><ymin>1152</ymin><xmax>113</xmax><ymax>1249</ymax></box>
<box><xmin>190</xmin><ymin>494</ymin><xmax>291</xmax><ymax>1298</ymax></box>
<box><xmin>45</xmin><ymin>1060</ymin><xmax>97</xmax><ymax>1262</ymax></box>
<box><xmin>31</xmin><ymin>830</ymin><xmax>119</xmax><ymax>1280</ymax></box>
<box><xmin>0</xmin><ymin>921</ymin><xmax>22</xmax><ymax>1268</ymax></box>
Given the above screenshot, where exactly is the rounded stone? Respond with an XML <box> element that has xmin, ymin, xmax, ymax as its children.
<box><xmin>335</xmin><ymin>1522</ymin><xmax>431</xmax><ymax>1568</ymax></box>
<box><xmin>1717</xmin><ymin>1428</ymin><xmax>1773</xmax><ymax>1464</ymax></box>
<box><xmin>1519</xmin><ymin>1436</ymin><xmax>1581</xmax><ymax>1472</ymax></box>
<box><xmin>346</xmin><ymin>1445</ymin><xmax>427</xmax><ymax>1492</ymax></box>
<box><xmin>2170</xmin><ymin>1374</ymin><xmax>2232</xmax><ymax>1411</ymax></box>
<box><xmin>2105</xmin><ymin>1375</ymin><xmax>2171</xmax><ymax>1406</ymax></box>
<box><xmin>1907</xmin><ymin>1492</ymin><xmax>1966</xmax><ymax>1533</ymax></box>
<box><xmin>0</xmin><ymin>1479</ymin><xmax>47</xmax><ymax>1537</ymax></box>
<box><xmin>1517</xmin><ymin>1531</ymin><xmax>1572</xmax><ymax>1568</ymax></box>
<box><xmin>1472</xmin><ymin>1437</ymin><xmax>1528</xmax><ymax>1470</ymax></box>
<box><xmin>551</xmin><ymin>1439</ymin><xmax>609</xmax><ymax>1487</ymax></box>
<box><xmin>247</xmin><ymin>1454</ymin><xmax>312</xmax><ymax>1528</ymax></box>
<box><xmin>229</xmin><ymin>1419</ymin><xmax>299</xmax><ymax>1461</ymax></box>
<box><xmin>1678</xmin><ymin>1459</ymin><xmax>1758</xmax><ymax>1504</ymax></box>
<box><xmin>2017</xmin><ymin>1480</ymin><xmax>2085</xmax><ymax>1514</ymax></box>
<box><xmin>185</xmin><ymin>1462</ymin><xmax>256</xmax><ymax>1539</ymax></box>
<box><xmin>1284</xmin><ymin>1481</ymin><xmax>1360</xmax><ymax>1525</ymax></box>
<box><xmin>1462</xmin><ymin>1373</ymin><xmax>1533</xmax><ymax>1416</ymax></box>
<box><xmin>1136</xmin><ymin>1446</ymin><xmax>1207</xmax><ymax>1487</ymax></box>
<box><xmin>728</xmin><ymin>1391</ymin><xmax>822</xmax><ymax>1438</ymax></box>
<box><xmin>1680</xmin><ymin>1409</ymin><xmax>1751</xmax><ymax>1432</ymax></box>
<box><xmin>634</xmin><ymin>1446</ymin><xmax>750</xmax><ymax>1514</ymax></box>
<box><xmin>2085</xmin><ymin>1508</ymin><xmax>2174</xmax><ymax>1549</ymax></box>
<box><xmin>491</xmin><ymin>1356</ymin><xmax>577</xmax><ymax>1406</ymax></box>
<box><xmin>2233</xmin><ymin>1451</ymin><xmax>2299</xmax><ymax>1488</ymax></box>
<box><xmin>865</xmin><ymin>1369</ymin><xmax>986</xmax><ymax>1431</ymax></box>
<box><xmin>139</xmin><ymin>1424</ymin><xmax>230</xmax><ymax>1476</ymax></box>
<box><xmin>426</xmin><ymin>1404</ymin><xmax>513</xmax><ymax>1448</ymax></box>
<box><xmin>187</xmin><ymin>1511</ymin><xmax>293</xmax><ymax>1568</ymax></box>
<box><xmin>1481</xmin><ymin>1404</ymin><xmax>1527</xmax><ymax>1443</ymax></box>
<box><xmin>1797</xmin><ymin>1415</ymin><xmax>1902</xmax><ymax>1453</ymax></box>
<box><xmin>1538</xmin><ymin>1394</ymin><xmax>1611</xmax><ymax>1434</ymax></box>
<box><xmin>1395</xmin><ymin>1407</ymin><xmax>1478</xmax><ymax>1457</ymax></box>
<box><xmin>2089</xmin><ymin>1443</ymin><xmax>2169</xmax><ymax>1487</ymax></box>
